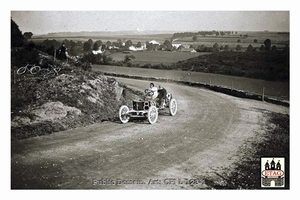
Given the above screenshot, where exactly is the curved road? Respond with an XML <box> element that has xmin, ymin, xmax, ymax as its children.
<box><xmin>11</xmin><ymin>78</ymin><xmax>288</xmax><ymax>189</ymax></box>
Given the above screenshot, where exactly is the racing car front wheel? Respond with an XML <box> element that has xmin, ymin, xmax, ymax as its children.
<box><xmin>148</xmin><ymin>106</ymin><xmax>158</xmax><ymax>124</ymax></box>
<box><xmin>169</xmin><ymin>98</ymin><xmax>177</xmax><ymax>116</ymax></box>
<box><xmin>119</xmin><ymin>105</ymin><xmax>130</xmax><ymax>124</ymax></box>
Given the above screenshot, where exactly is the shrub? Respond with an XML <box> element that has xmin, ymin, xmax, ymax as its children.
<box><xmin>236</xmin><ymin>45</ymin><xmax>242</xmax><ymax>51</ymax></box>
<box><xmin>11</xmin><ymin>48</ymin><xmax>39</xmax><ymax>67</ymax></box>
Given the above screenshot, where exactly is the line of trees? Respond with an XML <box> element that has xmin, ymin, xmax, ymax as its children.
<box><xmin>172</xmin><ymin>31</ymin><xmax>236</xmax><ymax>39</ymax></box>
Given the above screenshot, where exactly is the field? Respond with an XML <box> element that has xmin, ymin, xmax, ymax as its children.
<box><xmin>32</xmin><ymin>32</ymin><xmax>173</xmax><ymax>44</ymax></box>
<box><xmin>105</xmin><ymin>51</ymin><xmax>211</xmax><ymax>65</ymax></box>
<box><xmin>174</xmin><ymin>31</ymin><xmax>289</xmax><ymax>50</ymax></box>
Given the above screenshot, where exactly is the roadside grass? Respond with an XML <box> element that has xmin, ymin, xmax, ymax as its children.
<box><xmin>202</xmin><ymin>112</ymin><xmax>289</xmax><ymax>189</ymax></box>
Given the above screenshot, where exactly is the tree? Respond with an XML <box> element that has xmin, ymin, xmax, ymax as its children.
<box><xmin>196</xmin><ymin>44</ymin><xmax>206</xmax><ymax>52</ymax></box>
<box><xmin>247</xmin><ymin>44</ymin><xmax>254</xmax><ymax>52</ymax></box>
<box><xmin>272</xmin><ymin>45</ymin><xmax>277</xmax><ymax>52</ymax></box>
<box><xmin>76</xmin><ymin>41</ymin><xmax>83</xmax><ymax>47</ymax></box>
<box><xmin>236</xmin><ymin>45</ymin><xmax>242</xmax><ymax>51</ymax></box>
<box><xmin>95</xmin><ymin>40</ymin><xmax>102</xmax><ymax>47</ymax></box>
<box><xmin>83</xmin><ymin>41</ymin><xmax>91</xmax><ymax>51</ymax></box>
<box><xmin>124</xmin><ymin>55</ymin><xmax>135</xmax><ymax>63</ymax></box>
<box><xmin>147</xmin><ymin>43</ymin><xmax>155</xmax><ymax>51</ymax></box>
<box><xmin>136</xmin><ymin>41</ymin><xmax>142</xmax><ymax>48</ymax></box>
<box><xmin>163</xmin><ymin>40</ymin><xmax>172</xmax><ymax>51</ymax></box>
<box><xmin>224</xmin><ymin>45</ymin><xmax>230</xmax><ymax>52</ymax></box>
<box><xmin>23</xmin><ymin>32</ymin><xmax>33</xmax><ymax>40</ymax></box>
<box><xmin>93</xmin><ymin>42</ymin><xmax>99</xmax><ymax>50</ymax></box>
<box><xmin>254</xmin><ymin>39</ymin><xmax>258</xmax><ymax>43</ymax></box>
<box><xmin>86</xmin><ymin>39</ymin><xmax>93</xmax><ymax>50</ymax></box>
<box><xmin>68</xmin><ymin>40</ymin><xmax>77</xmax><ymax>55</ymax></box>
<box><xmin>125</xmin><ymin>40</ymin><xmax>133</xmax><ymax>49</ymax></box>
<box><xmin>237</xmin><ymin>39</ymin><xmax>241</xmax><ymax>43</ymax></box>
<box><xmin>260</xmin><ymin>45</ymin><xmax>265</xmax><ymax>52</ymax></box>
<box><xmin>106</xmin><ymin>40</ymin><xmax>111</xmax><ymax>47</ymax></box>
<box><xmin>11</xmin><ymin>19</ymin><xmax>25</xmax><ymax>47</ymax></box>
<box><xmin>192</xmin><ymin>35</ymin><xmax>197</xmax><ymax>42</ymax></box>
<box><xmin>264</xmin><ymin>39</ymin><xmax>271</xmax><ymax>51</ymax></box>
<box><xmin>212</xmin><ymin>43</ymin><xmax>219</xmax><ymax>52</ymax></box>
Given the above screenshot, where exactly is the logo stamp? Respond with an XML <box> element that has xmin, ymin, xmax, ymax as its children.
<box><xmin>261</xmin><ymin>157</ymin><xmax>285</xmax><ymax>188</ymax></box>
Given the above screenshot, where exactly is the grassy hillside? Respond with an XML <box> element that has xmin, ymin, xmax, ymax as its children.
<box><xmin>11</xmin><ymin>63</ymin><xmax>142</xmax><ymax>140</ymax></box>
<box><xmin>175</xmin><ymin>51</ymin><xmax>289</xmax><ymax>82</ymax></box>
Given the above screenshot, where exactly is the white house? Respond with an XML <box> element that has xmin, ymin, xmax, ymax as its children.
<box><xmin>129</xmin><ymin>45</ymin><xmax>145</xmax><ymax>51</ymax></box>
<box><xmin>172</xmin><ymin>44</ymin><xmax>181</xmax><ymax>49</ymax></box>
<box><xmin>92</xmin><ymin>49</ymin><xmax>104</xmax><ymax>55</ymax></box>
<box><xmin>149</xmin><ymin>40</ymin><xmax>160</xmax><ymax>45</ymax></box>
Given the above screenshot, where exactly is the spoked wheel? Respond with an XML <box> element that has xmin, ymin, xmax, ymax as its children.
<box><xmin>119</xmin><ymin>105</ymin><xmax>130</xmax><ymax>124</ymax></box>
<box><xmin>169</xmin><ymin>98</ymin><xmax>177</xmax><ymax>116</ymax></box>
<box><xmin>148</xmin><ymin>106</ymin><xmax>158</xmax><ymax>124</ymax></box>
<box><xmin>29</xmin><ymin>66</ymin><xmax>41</xmax><ymax>74</ymax></box>
<box><xmin>16</xmin><ymin>67</ymin><xmax>27</xmax><ymax>75</ymax></box>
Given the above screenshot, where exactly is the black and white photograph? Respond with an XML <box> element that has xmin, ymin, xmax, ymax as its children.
<box><xmin>6</xmin><ymin>0</ymin><xmax>299</xmax><ymax>197</ymax></box>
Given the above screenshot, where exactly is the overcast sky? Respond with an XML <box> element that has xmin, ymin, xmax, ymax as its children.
<box><xmin>11</xmin><ymin>11</ymin><xmax>289</xmax><ymax>35</ymax></box>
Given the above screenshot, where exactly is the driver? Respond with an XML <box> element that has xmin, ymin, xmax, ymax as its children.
<box><xmin>157</xmin><ymin>85</ymin><xmax>167</xmax><ymax>108</ymax></box>
<box><xmin>149</xmin><ymin>83</ymin><xmax>158</xmax><ymax>99</ymax></box>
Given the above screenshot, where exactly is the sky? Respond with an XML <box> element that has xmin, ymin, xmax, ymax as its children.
<box><xmin>11</xmin><ymin>11</ymin><xmax>289</xmax><ymax>35</ymax></box>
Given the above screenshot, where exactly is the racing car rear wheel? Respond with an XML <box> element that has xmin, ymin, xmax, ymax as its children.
<box><xmin>169</xmin><ymin>98</ymin><xmax>177</xmax><ymax>116</ymax></box>
<box><xmin>119</xmin><ymin>105</ymin><xmax>130</xmax><ymax>124</ymax></box>
<box><xmin>148</xmin><ymin>106</ymin><xmax>158</xmax><ymax>124</ymax></box>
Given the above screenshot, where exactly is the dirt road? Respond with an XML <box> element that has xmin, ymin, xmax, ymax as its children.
<box><xmin>11</xmin><ymin>78</ymin><xmax>289</xmax><ymax>189</ymax></box>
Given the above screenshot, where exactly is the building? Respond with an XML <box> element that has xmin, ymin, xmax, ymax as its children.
<box><xmin>92</xmin><ymin>49</ymin><xmax>104</xmax><ymax>55</ymax></box>
<box><xmin>149</xmin><ymin>40</ymin><xmax>160</xmax><ymax>45</ymax></box>
<box><xmin>172</xmin><ymin>44</ymin><xmax>181</xmax><ymax>49</ymax></box>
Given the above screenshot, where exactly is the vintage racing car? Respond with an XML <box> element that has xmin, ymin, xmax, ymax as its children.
<box><xmin>118</xmin><ymin>87</ymin><xmax>177</xmax><ymax>124</ymax></box>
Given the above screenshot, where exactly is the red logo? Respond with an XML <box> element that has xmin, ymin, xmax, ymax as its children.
<box><xmin>262</xmin><ymin>170</ymin><xmax>284</xmax><ymax>177</ymax></box>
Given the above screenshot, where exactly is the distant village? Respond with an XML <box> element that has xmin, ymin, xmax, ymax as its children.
<box><xmin>92</xmin><ymin>40</ymin><xmax>197</xmax><ymax>55</ymax></box>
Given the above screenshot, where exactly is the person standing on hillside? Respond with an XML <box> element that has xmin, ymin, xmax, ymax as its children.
<box><xmin>58</xmin><ymin>42</ymin><xmax>68</xmax><ymax>61</ymax></box>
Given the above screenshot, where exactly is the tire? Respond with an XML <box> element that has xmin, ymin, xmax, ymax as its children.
<box><xmin>169</xmin><ymin>98</ymin><xmax>177</xmax><ymax>116</ymax></box>
<box><xmin>119</xmin><ymin>105</ymin><xmax>130</xmax><ymax>124</ymax></box>
<box><xmin>16</xmin><ymin>67</ymin><xmax>27</xmax><ymax>75</ymax></box>
<box><xmin>148</xmin><ymin>106</ymin><xmax>158</xmax><ymax>124</ymax></box>
<box><xmin>29</xmin><ymin>66</ymin><xmax>41</xmax><ymax>74</ymax></box>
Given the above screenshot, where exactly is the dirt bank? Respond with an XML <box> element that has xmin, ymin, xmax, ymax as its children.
<box><xmin>11</xmin><ymin>71</ymin><xmax>142</xmax><ymax>140</ymax></box>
